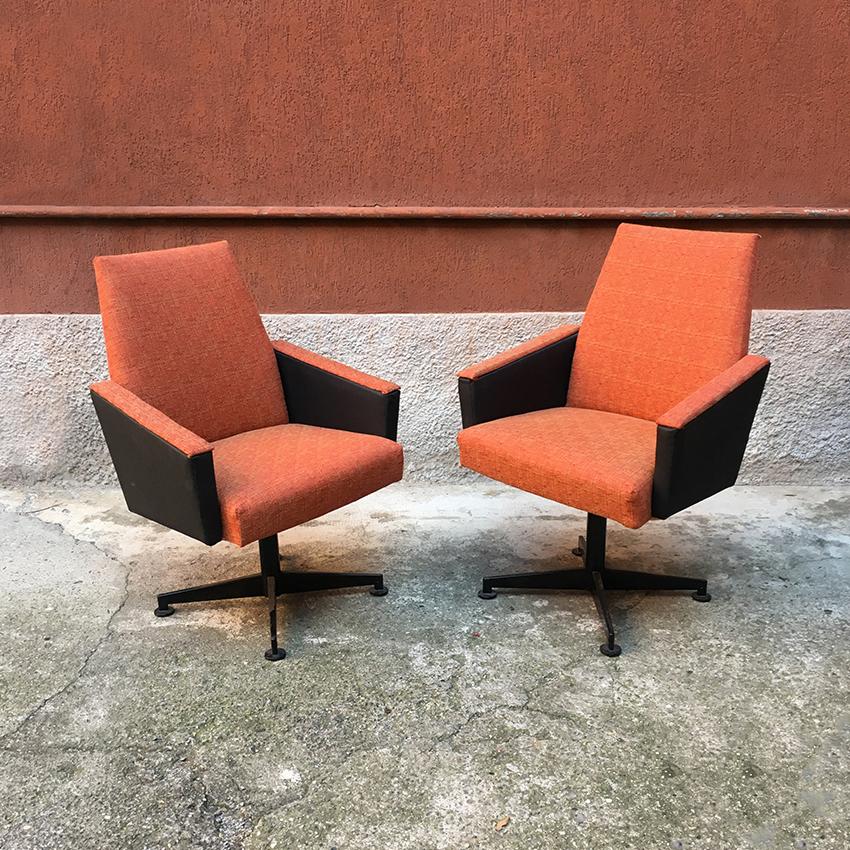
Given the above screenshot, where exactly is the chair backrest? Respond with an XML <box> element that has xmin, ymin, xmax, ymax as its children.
<box><xmin>94</xmin><ymin>241</ymin><xmax>287</xmax><ymax>442</ymax></box>
<box><xmin>567</xmin><ymin>223</ymin><xmax>758</xmax><ymax>421</ymax></box>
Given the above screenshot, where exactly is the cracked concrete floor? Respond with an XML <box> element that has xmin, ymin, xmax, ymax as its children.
<box><xmin>0</xmin><ymin>483</ymin><xmax>848</xmax><ymax>850</ymax></box>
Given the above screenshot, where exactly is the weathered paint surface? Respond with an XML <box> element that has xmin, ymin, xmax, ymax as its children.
<box><xmin>3</xmin><ymin>2</ymin><xmax>848</xmax><ymax>206</ymax></box>
<box><xmin>1</xmin><ymin>220</ymin><xmax>849</xmax><ymax>313</ymax></box>
<box><xmin>1</xmin><ymin>1</ymin><xmax>849</xmax><ymax>312</ymax></box>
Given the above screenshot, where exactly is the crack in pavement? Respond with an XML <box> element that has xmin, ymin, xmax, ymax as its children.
<box><xmin>0</xmin><ymin>504</ymin><xmax>132</xmax><ymax>749</ymax></box>
<box><xmin>435</xmin><ymin>669</ymin><xmax>571</xmax><ymax>744</ymax></box>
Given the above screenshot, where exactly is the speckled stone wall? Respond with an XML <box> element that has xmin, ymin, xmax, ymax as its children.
<box><xmin>0</xmin><ymin>311</ymin><xmax>847</xmax><ymax>486</ymax></box>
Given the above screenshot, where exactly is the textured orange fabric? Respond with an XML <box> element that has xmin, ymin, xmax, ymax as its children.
<box><xmin>567</xmin><ymin>224</ymin><xmax>758</xmax><ymax>421</ymax></box>
<box><xmin>458</xmin><ymin>407</ymin><xmax>657</xmax><ymax>528</ymax></box>
<box><xmin>213</xmin><ymin>424</ymin><xmax>404</xmax><ymax>546</ymax></box>
<box><xmin>657</xmin><ymin>354</ymin><xmax>770</xmax><ymax>429</ymax></box>
<box><xmin>458</xmin><ymin>325</ymin><xmax>580</xmax><ymax>380</ymax></box>
<box><xmin>94</xmin><ymin>241</ymin><xmax>287</xmax><ymax>442</ymax></box>
<box><xmin>90</xmin><ymin>380</ymin><xmax>212</xmax><ymax>457</ymax></box>
<box><xmin>271</xmin><ymin>341</ymin><xmax>400</xmax><ymax>393</ymax></box>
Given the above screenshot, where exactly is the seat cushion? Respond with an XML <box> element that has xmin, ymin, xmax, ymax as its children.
<box><xmin>457</xmin><ymin>407</ymin><xmax>657</xmax><ymax>529</ymax></box>
<box><xmin>213</xmin><ymin>424</ymin><xmax>404</xmax><ymax>546</ymax></box>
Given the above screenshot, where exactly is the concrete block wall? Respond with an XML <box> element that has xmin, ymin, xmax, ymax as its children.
<box><xmin>0</xmin><ymin>310</ymin><xmax>847</xmax><ymax>487</ymax></box>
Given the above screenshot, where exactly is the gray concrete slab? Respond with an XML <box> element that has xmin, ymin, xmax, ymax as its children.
<box><xmin>0</xmin><ymin>483</ymin><xmax>848</xmax><ymax>850</ymax></box>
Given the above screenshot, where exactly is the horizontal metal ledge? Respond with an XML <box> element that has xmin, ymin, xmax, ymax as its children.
<box><xmin>1</xmin><ymin>205</ymin><xmax>849</xmax><ymax>220</ymax></box>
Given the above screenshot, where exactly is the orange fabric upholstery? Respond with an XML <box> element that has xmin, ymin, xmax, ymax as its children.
<box><xmin>657</xmin><ymin>354</ymin><xmax>770</xmax><ymax>429</ymax></box>
<box><xmin>458</xmin><ymin>407</ymin><xmax>657</xmax><ymax>529</ymax></box>
<box><xmin>567</xmin><ymin>224</ymin><xmax>758</xmax><ymax>421</ymax></box>
<box><xmin>94</xmin><ymin>241</ymin><xmax>287</xmax><ymax>442</ymax></box>
<box><xmin>458</xmin><ymin>325</ymin><xmax>580</xmax><ymax>380</ymax></box>
<box><xmin>90</xmin><ymin>380</ymin><xmax>212</xmax><ymax>457</ymax></box>
<box><xmin>271</xmin><ymin>341</ymin><xmax>400</xmax><ymax>393</ymax></box>
<box><xmin>213</xmin><ymin>424</ymin><xmax>404</xmax><ymax>546</ymax></box>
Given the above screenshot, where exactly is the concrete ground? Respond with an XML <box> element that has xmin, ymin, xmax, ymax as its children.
<box><xmin>0</xmin><ymin>483</ymin><xmax>848</xmax><ymax>850</ymax></box>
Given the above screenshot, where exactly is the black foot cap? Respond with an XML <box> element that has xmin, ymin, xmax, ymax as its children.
<box><xmin>571</xmin><ymin>546</ymin><xmax>584</xmax><ymax>557</ymax></box>
<box><xmin>264</xmin><ymin>648</ymin><xmax>287</xmax><ymax>661</ymax></box>
<box><xmin>600</xmin><ymin>642</ymin><xmax>622</xmax><ymax>657</ymax></box>
<box><xmin>692</xmin><ymin>591</ymin><xmax>712</xmax><ymax>602</ymax></box>
<box><xmin>478</xmin><ymin>589</ymin><xmax>498</xmax><ymax>600</ymax></box>
<box><xmin>370</xmin><ymin>585</ymin><xmax>389</xmax><ymax>597</ymax></box>
<box><xmin>154</xmin><ymin>605</ymin><xmax>175</xmax><ymax>618</ymax></box>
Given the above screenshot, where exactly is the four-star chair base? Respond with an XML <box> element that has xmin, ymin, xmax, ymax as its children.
<box><xmin>153</xmin><ymin>534</ymin><xmax>387</xmax><ymax>660</ymax></box>
<box><xmin>478</xmin><ymin>513</ymin><xmax>711</xmax><ymax>657</ymax></box>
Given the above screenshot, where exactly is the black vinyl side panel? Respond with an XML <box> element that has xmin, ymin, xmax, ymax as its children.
<box><xmin>652</xmin><ymin>363</ymin><xmax>770</xmax><ymax>519</ymax></box>
<box><xmin>275</xmin><ymin>352</ymin><xmax>400</xmax><ymax>441</ymax></box>
<box><xmin>91</xmin><ymin>391</ymin><xmax>222</xmax><ymax>544</ymax></box>
<box><xmin>458</xmin><ymin>331</ymin><xmax>578</xmax><ymax>428</ymax></box>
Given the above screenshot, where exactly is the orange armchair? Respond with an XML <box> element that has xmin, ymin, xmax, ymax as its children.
<box><xmin>457</xmin><ymin>224</ymin><xmax>770</xmax><ymax>657</ymax></box>
<box><xmin>90</xmin><ymin>241</ymin><xmax>403</xmax><ymax>660</ymax></box>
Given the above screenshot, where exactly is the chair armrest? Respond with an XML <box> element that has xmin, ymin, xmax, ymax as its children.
<box><xmin>652</xmin><ymin>355</ymin><xmax>770</xmax><ymax>519</ymax></box>
<box><xmin>271</xmin><ymin>341</ymin><xmax>401</xmax><ymax>440</ymax></box>
<box><xmin>90</xmin><ymin>381</ymin><xmax>222</xmax><ymax>544</ymax></box>
<box><xmin>457</xmin><ymin>325</ymin><xmax>580</xmax><ymax>428</ymax></box>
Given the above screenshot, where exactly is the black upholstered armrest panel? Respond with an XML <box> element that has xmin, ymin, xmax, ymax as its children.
<box><xmin>274</xmin><ymin>350</ymin><xmax>400</xmax><ymax>440</ymax></box>
<box><xmin>458</xmin><ymin>330</ymin><xmax>579</xmax><ymax>428</ymax></box>
<box><xmin>651</xmin><ymin>361</ymin><xmax>770</xmax><ymax>519</ymax></box>
<box><xmin>91</xmin><ymin>391</ymin><xmax>222</xmax><ymax>544</ymax></box>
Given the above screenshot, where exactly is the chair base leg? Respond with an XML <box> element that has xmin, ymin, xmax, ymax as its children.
<box><xmin>275</xmin><ymin>570</ymin><xmax>387</xmax><ymax>595</ymax></box>
<box><xmin>599</xmin><ymin>641</ymin><xmax>622</xmax><ymax>658</ymax></box>
<box><xmin>478</xmin><ymin>513</ymin><xmax>710</xmax><ymax>658</ymax></box>
<box><xmin>571</xmin><ymin>534</ymin><xmax>586</xmax><ymax>557</ymax></box>
<box><xmin>155</xmin><ymin>573</ymin><xmax>265</xmax><ymax>612</ymax></box>
<box><xmin>154</xmin><ymin>534</ymin><xmax>387</xmax><ymax>660</ymax></box>
<box><xmin>591</xmin><ymin>569</ymin><xmax>621</xmax><ymax>657</ymax></box>
<box><xmin>155</xmin><ymin>571</ymin><xmax>387</xmax><ymax>608</ymax></box>
<box><xmin>264</xmin><ymin>572</ymin><xmax>287</xmax><ymax>662</ymax></box>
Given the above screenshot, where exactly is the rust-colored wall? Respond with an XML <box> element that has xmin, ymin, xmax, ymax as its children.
<box><xmin>2</xmin><ymin>1</ymin><xmax>848</xmax><ymax>312</ymax></box>
<box><xmin>1</xmin><ymin>219</ymin><xmax>848</xmax><ymax>313</ymax></box>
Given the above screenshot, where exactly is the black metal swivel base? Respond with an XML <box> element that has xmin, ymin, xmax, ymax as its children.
<box><xmin>153</xmin><ymin>534</ymin><xmax>387</xmax><ymax>660</ymax></box>
<box><xmin>478</xmin><ymin>514</ymin><xmax>710</xmax><ymax>657</ymax></box>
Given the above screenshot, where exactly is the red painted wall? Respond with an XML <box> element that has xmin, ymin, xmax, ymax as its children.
<box><xmin>2</xmin><ymin>1</ymin><xmax>848</xmax><ymax>312</ymax></box>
